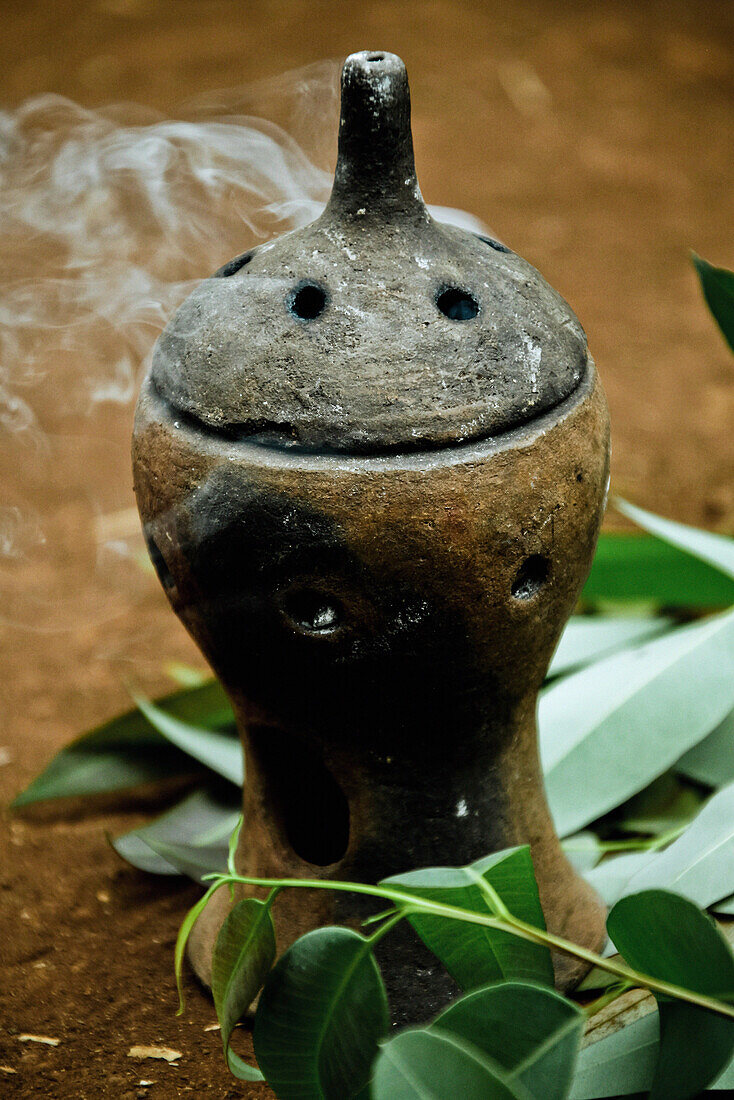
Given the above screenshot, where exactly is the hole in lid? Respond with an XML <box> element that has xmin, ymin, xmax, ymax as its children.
<box><xmin>511</xmin><ymin>554</ymin><xmax>550</xmax><ymax>600</ymax></box>
<box><xmin>288</xmin><ymin>281</ymin><xmax>327</xmax><ymax>321</ymax></box>
<box><xmin>475</xmin><ymin>234</ymin><xmax>511</xmax><ymax>254</ymax></box>
<box><xmin>215</xmin><ymin>250</ymin><xmax>254</xmax><ymax>277</ymax></box>
<box><xmin>366</xmin><ymin>52</ymin><xmax>385</xmax><ymax>62</ymax></box>
<box><xmin>281</xmin><ymin>588</ymin><xmax>342</xmax><ymax>634</ymax></box>
<box><xmin>436</xmin><ymin>286</ymin><xmax>479</xmax><ymax>321</ymax></box>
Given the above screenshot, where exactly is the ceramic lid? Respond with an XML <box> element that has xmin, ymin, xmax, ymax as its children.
<box><xmin>151</xmin><ymin>50</ymin><xmax>588</xmax><ymax>454</ymax></box>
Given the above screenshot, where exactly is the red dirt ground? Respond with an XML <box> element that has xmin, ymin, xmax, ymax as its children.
<box><xmin>1</xmin><ymin>1</ymin><xmax>733</xmax><ymax>1096</ymax></box>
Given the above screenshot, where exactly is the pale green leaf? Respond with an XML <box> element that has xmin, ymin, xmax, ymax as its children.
<box><xmin>676</xmin><ymin>709</ymin><xmax>734</xmax><ymax>789</ymax></box>
<box><xmin>615</xmin><ymin>498</ymin><xmax>734</xmax><ymax>581</ymax></box>
<box><xmin>562</xmin><ymin>833</ymin><xmax>604</xmax><ymax>874</ymax></box>
<box><xmin>12</xmin><ymin>680</ymin><xmax>233</xmax><ymax>807</ymax></box>
<box><xmin>584</xmin><ymin>851</ymin><xmax>657</xmax><ymax>908</ymax></box>
<box><xmin>572</xmin><ymin>1011</ymin><xmax>734</xmax><ymax>1097</ymax></box>
<box><xmin>548</xmin><ymin>615</ymin><xmax>672</xmax><ymax>679</ymax></box>
<box><xmin>617</xmin><ymin>782</ymin><xmax>734</xmax><ymax>909</ymax></box>
<box><xmin>540</xmin><ymin>609</ymin><xmax>734</xmax><ymax>837</ymax></box>
<box><xmin>112</xmin><ymin>787</ymin><xmax>239</xmax><ymax>879</ymax></box>
<box><xmin>570</xmin><ymin>1010</ymin><xmax>659</xmax><ymax>1098</ymax></box>
<box><xmin>133</xmin><ymin>693</ymin><xmax>243</xmax><ymax>786</ymax></box>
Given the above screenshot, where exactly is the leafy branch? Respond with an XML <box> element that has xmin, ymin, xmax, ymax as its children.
<box><xmin>184</xmin><ymin>862</ymin><xmax>734</xmax><ymax>1021</ymax></box>
<box><xmin>173</xmin><ymin>841</ymin><xmax>734</xmax><ymax>1099</ymax></box>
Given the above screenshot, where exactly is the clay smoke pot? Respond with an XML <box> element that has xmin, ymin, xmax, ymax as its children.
<box><xmin>133</xmin><ymin>50</ymin><xmax>610</xmax><ymax>1022</ymax></box>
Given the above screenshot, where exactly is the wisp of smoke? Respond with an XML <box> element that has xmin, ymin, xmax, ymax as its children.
<box><xmin>0</xmin><ymin>62</ymin><xmax>339</xmax><ymax>636</ymax></box>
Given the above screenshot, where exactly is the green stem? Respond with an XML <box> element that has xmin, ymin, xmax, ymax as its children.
<box><xmin>368</xmin><ymin>909</ymin><xmax>408</xmax><ymax>944</ymax></box>
<box><xmin>583</xmin><ymin>982</ymin><xmax>632</xmax><ymax>1019</ymax></box>
<box><xmin>213</xmin><ymin>872</ymin><xmax>734</xmax><ymax>1021</ymax></box>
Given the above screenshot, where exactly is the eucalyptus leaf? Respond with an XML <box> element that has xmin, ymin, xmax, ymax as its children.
<box><xmin>540</xmin><ymin>608</ymin><xmax>734</xmax><ymax>838</ymax></box>
<box><xmin>570</xmin><ymin>1010</ymin><xmax>660</xmax><ymax>1098</ymax></box>
<box><xmin>12</xmin><ymin>679</ymin><xmax>233</xmax><ymax>807</ymax></box>
<box><xmin>617</xmin><ymin>782</ymin><xmax>734</xmax><ymax>909</ymax></box>
<box><xmin>382</xmin><ymin>847</ymin><xmax>553</xmax><ymax>990</ymax></box>
<box><xmin>431</xmin><ymin>981</ymin><xmax>584</xmax><ymax>1100</ymax></box>
<box><xmin>713</xmin><ymin>894</ymin><xmax>734</xmax><ymax>917</ymax></box>
<box><xmin>581</xmin><ymin>534</ymin><xmax>734</xmax><ymax>607</ymax></box>
<box><xmin>212</xmin><ymin>898</ymin><xmax>275</xmax><ymax>1081</ymax></box>
<box><xmin>571</xmin><ymin>1009</ymin><xmax>734</xmax><ymax>1097</ymax></box>
<box><xmin>615</xmin><ymin>498</ymin><xmax>734</xmax><ymax>581</ymax></box>
<box><xmin>111</xmin><ymin>786</ymin><xmax>240</xmax><ymax>880</ymax></box>
<box><xmin>692</xmin><ymin>253</ymin><xmax>734</xmax><ymax>354</ymax></box>
<box><xmin>562</xmin><ymin>833</ymin><xmax>604</xmax><ymax>874</ymax></box>
<box><xmin>676</xmin><ymin>709</ymin><xmax>734</xmax><ymax>789</ymax></box>
<box><xmin>133</xmin><ymin>693</ymin><xmax>243</xmax><ymax>786</ymax></box>
<box><xmin>548</xmin><ymin>615</ymin><xmax>672</xmax><ymax>679</ymax></box>
<box><xmin>371</xmin><ymin>1029</ymin><xmax>531</xmax><ymax>1100</ymax></box>
<box><xmin>253</xmin><ymin>926</ymin><xmax>389</xmax><ymax>1100</ymax></box>
<box><xmin>607</xmin><ymin>889</ymin><xmax>734</xmax><ymax>1099</ymax></box>
<box><xmin>584</xmin><ymin>851</ymin><xmax>657</xmax><ymax>908</ymax></box>
<box><xmin>614</xmin><ymin>772</ymin><xmax>704</xmax><ymax>836</ymax></box>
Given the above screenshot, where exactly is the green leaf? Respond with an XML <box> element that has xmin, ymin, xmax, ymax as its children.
<box><xmin>371</xmin><ymin>1029</ymin><xmax>531</xmax><ymax>1100</ymax></box>
<box><xmin>175</xmin><ymin>881</ymin><xmax>222</xmax><ymax>1014</ymax></box>
<box><xmin>676</xmin><ymin>709</ymin><xmax>734</xmax><ymax>788</ymax></box>
<box><xmin>431</xmin><ymin>981</ymin><xmax>584</xmax><ymax>1100</ymax></box>
<box><xmin>615</xmin><ymin>781</ymin><xmax>734</xmax><ymax>909</ymax></box>
<box><xmin>615</xmin><ymin>498</ymin><xmax>734</xmax><ymax>581</ymax></box>
<box><xmin>607</xmin><ymin>889</ymin><xmax>734</xmax><ymax>1099</ymax></box>
<box><xmin>582</xmin><ymin>534</ymin><xmax>734</xmax><ymax>607</ymax></box>
<box><xmin>540</xmin><ymin>609</ymin><xmax>734</xmax><ymax>837</ymax></box>
<box><xmin>212</xmin><ymin>898</ymin><xmax>275</xmax><ymax>1081</ymax></box>
<box><xmin>253</xmin><ymin>926</ymin><xmax>389</xmax><ymax>1100</ymax></box>
<box><xmin>12</xmin><ymin>680</ymin><xmax>233</xmax><ymax>807</ymax></box>
<box><xmin>111</xmin><ymin>786</ymin><xmax>239</xmax><ymax>879</ymax></box>
<box><xmin>692</xmin><ymin>253</ymin><xmax>734</xmax><ymax>354</ymax></box>
<box><xmin>164</xmin><ymin>661</ymin><xmax>211</xmax><ymax>688</ymax></box>
<box><xmin>382</xmin><ymin>848</ymin><xmax>554</xmax><ymax>991</ymax></box>
<box><xmin>548</xmin><ymin>615</ymin><xmax>672</xmax><ymax>679</ymax></box>
<box><xmin>570</xmin><ymin>1010</ymin><xmax>660</xmax><ymax>1099</ymax></box>
<box><xmin>133</xmin><ymin>693</ymin><xmax>243</xmax><ymax>786</ymax></box>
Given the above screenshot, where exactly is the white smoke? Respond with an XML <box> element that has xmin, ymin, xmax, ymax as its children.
<box><xmin>0</xmin><ymin>62</ymin><xmax>340</xmax><ymax>633</ymax></box>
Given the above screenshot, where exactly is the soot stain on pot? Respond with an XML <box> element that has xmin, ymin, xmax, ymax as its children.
<box><xmin>176</xmin><ymin>469</ymin><xmax>494</xmax><ymax>762</ymax></box>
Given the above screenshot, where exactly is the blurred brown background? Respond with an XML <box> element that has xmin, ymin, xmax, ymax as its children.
<box><xmin>1</xmin><ymin>2</ymin><xmax>733</xmax><ymax>1097</ymax></box>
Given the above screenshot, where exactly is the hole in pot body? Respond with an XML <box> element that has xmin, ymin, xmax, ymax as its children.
<box><xmin>145</xmin><ymin>532</ymin><xmax>176</xmax><ymax>593</ymax></box>
<box><xmin>280</xmin><ymin>588</ymin><xmax>342</xmax><ymax>634</ymax></box>
<box><xmin>511</xmin><ymin>554</ymin><xmax>549</xmax><ymax>600</ymax></box>
<box><xmin>247</xmin><ymin>725</ymin><xmax>350</xmax><ymax>866</ymax></box>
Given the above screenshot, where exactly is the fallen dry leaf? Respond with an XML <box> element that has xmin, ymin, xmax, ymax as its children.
<box><xmin>203</xmin><ymin>1023</ymin><xmax>220</xmax><ymax>1032</ymax></box>
<box><xmin>128</xmin><ymin>1045</ymin><xmax>181</xmax><ymax>1064</ymax></box>
<box><xmin>1</xmin><ymin>1065</ymin><xmax>18</xmax><ymax>1074</ymax></box>
<box><xmin>18</xmin><ymin>1034</ymin><xmax>60</xmax><ymax>1046</ymax></box>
